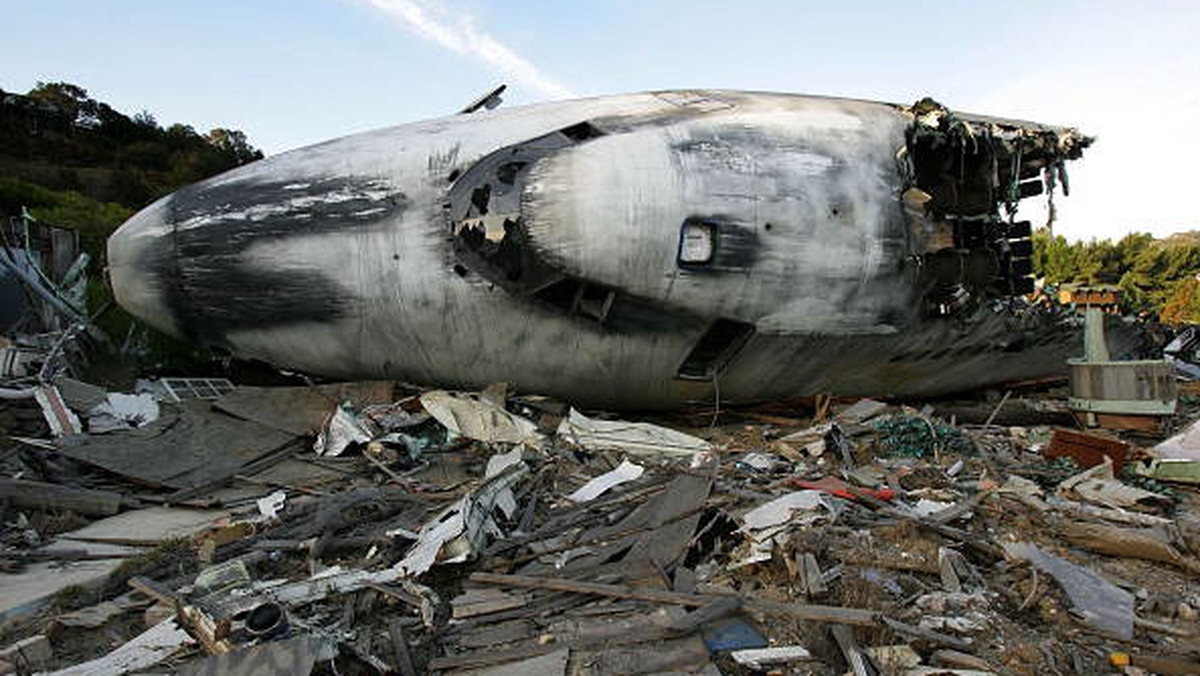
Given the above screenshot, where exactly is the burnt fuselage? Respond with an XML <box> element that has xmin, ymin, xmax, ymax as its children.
<box><xmin>108</xmin><ymin>90</ymin><xmax>1089</xmax><ymax>408</ymax></box>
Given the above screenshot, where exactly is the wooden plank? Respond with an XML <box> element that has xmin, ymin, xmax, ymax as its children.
<box><xmin>0</xmin><ymin>478</ymin><xmax>123</xmax><ymax>516</ymax></box>
<box><xmin>667</xmin><ymin>597</ymin><xmax>740</xmax><ymax>632</ymax></box>
<box><xmin>452</xmin><ymin>588</ymin><xmax>528</xmax><ymax>619</ymax></box>
<box><xmin>128</xmin><ymin>577</ymin><xmax>233</xmax><ymax>655</ymax></box>
<box><xmin>623</xmin><ymin>473</ymin><xmax>711</xmax><ymax>568</ymax></box>
<box><xmin>127</xmin><ymin>576</ymin><xmax>180</xmax><ymax>608</ymax></box>
<box><xmin>387</xmin><ymin>618</ymin><xmax>418</xmax><ymax>676</ymax></box>
<box><xmin>1060</xmin><ymin>522</ymin><xmax>1200</xmax><ymax>574</ymax></box>
<box><xmin>469</xmin><ymin>572</ymin><xmax>880</xmax><ymax>626</ymax></box>
<box><xmin>1095</xmin><ymin>413</ymin><xmax>1163</xmax><ymax>433</ymax></box>
<box><xmin>38</xmin><ymin>618</ymin><xmax>191</xmax><ymax>676</ymax></box>
<box><xmin>456</xmin><ymin>619</ymin><xmax>537</xmax><ymax>648</ymax></box>
<box><xmin>831</xmin><ymin>624</ymin><xmax>871</xmax><ymax>676</ymax></box>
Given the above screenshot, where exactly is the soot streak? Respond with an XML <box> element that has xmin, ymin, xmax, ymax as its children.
<box><xmin>145</xmin><ymin>175</ymin><xmax>408</xmax><ymax>342</ymax></box>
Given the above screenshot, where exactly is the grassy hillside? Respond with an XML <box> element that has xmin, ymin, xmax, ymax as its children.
<box><xmin>1</xmin><ymin>81</ymin><xmax>262</xmax><ymax>258</ymax></box>
<box><xmin>1</xmin><ymin>81</ymin><xmax>263</xmax><ymax>372</ymax></box>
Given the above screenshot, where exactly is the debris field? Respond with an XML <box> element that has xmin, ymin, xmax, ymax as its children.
<box><xmin>2</xmin><ymin>334</ymin><xmax>1200</xmax><ymax>676</ymax></box>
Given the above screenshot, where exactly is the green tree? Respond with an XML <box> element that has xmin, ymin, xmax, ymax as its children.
<box><xmin>206</xmin><ymin>128</ymin><xmax>263</xmax><ymax>165</ymax></box>
<box><xmin>1162</xmin><ymin>278</ymin><xmax>1200</xmax><ymax>324</ymax></box>
<box><xmin>27</xmin><ymin>81</ymin><xmax>99</xmax><ymax>128</ymax></box>
<box><xmin>1034</xmin><ymin>229</ymin><xmax>1200</xmax><ymax>322</ymax></box>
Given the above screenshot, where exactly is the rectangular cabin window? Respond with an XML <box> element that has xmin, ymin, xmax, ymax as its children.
<box><xmin>677</xmin><ymin>221</ymin><xmax>716</xmax><ymax>266</ymax></box>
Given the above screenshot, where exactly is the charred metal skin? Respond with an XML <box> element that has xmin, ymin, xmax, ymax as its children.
<box><xmin>109</xmin><ymin>90</ymin><xmax>1094</xmax><ymax>408</ymax></box>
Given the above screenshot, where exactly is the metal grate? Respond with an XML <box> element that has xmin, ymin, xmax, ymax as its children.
<box><xmin>160</xmin><ymin>377</ymin><xmax>236</xmax><ymax>402</ymax></box>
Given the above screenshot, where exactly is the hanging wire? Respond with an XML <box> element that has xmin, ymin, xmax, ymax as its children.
<box><xmin>709</xmin><ymin>372</ymin><xmax>721</xmax><ymax>429</ymax></box>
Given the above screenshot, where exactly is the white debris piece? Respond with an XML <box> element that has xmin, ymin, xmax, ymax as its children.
<box><xmin>835</xmin><ymin>398</ymin><xmax>889</xmax><ymax>424</ymax></box>
<box><xmin>732</xmin><ymin>490</ymin><xmax>833</xmax><ymax>568</ymax></box>
<box><xmin>557</xmin><ymin>408</ymin><xmax>711</xmax><ymax>460</ymax></box>
<box><xmin>918</xmin><ymin>615</ymin><xmax>986</xmax><ymax>634</ymax></box>
<box><xmin>779</xmin><ymin>422</ymin><xmax>832</xmax><ymax>456</ymax></box>
<box><xmin>1057</xmin><ymin>457</ymin><xmax>1168</xmax><ymax>510</ymax></box>
<box><xmin>420</xmin><ymin>390</ymin><xmax>543</xmax><ymax>445</ymax></box>
<box><xmin>314</xmin><ymin>401</ymin><xmax>373</xmax><ymax>457</ymax></box>
<box><xmin>567</xmin><ymin>459</ymin><xmax>645</xmax><ymax>502</ymax></box>
<box><xmin>256</xmin><ymin>490</ymin><xmax>287</xmax><ymax>519</ymax></box>
<box><xmin>907</xmin><ymin>499</ymin><xmax>958</xmax><ymax>519</ymax></box>
<box><xmin>1151</xmin><ymin>419</ymin><xmax>1200</xmax><ymax>460</ymax></box>
<box><xmin>738</xmin><ymin>452</ymin><xmax>778</xmax><ymax>472</ymax></box>
<box><xmin>486</xmin><ymin>447</ymin><xmax>524</xmax><ymax>478</ymax></box>
<box><xmin>741</xmin><ymin>490</ymin><xmax>830</xmax><ymax>532</ymax></box>
<box><xmin>485</xmin><ymin>447</ymin><xmax>524</xmax><ymax>518</ymax></box>
<box><xmin>88</xmin><ymin>392</ymin><xmax>160</xmax><ymax>433</ymax></box>
<box><xmin>396</xmin><ymin>453</ymin><xmax>528</xmax><ymax>576</ymax></box>
<box><xmin>730</xmin><ymin>646</ymin><xmax>813</xmax><ymax>669</ymax></box>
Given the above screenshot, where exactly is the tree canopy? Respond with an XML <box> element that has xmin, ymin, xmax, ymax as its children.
<box><xmin>1033</xmin><ymin>229</ymin><xmax>1200</xmax><ymax>324</ymax></box>
<box><xmin>0</xmin><ymin>81</ymin><xmax>263</xmax><ymax>224</ymax></box>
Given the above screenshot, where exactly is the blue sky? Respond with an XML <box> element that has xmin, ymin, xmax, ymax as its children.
<box><xmin>2</xmin><ymin>0</ymin><xmax>1198</xmax><ymax>240</ymax></box>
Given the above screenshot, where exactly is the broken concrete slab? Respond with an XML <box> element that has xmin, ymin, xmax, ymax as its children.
<box><xmin>0</xmin><ymin>507</ymin><xmax>231</xmax><ymax>622</ymax></box>
<box><xmin>0</xmin><ymin>558</ymin><xmax>128</xmax><ymax>624</ymax></box>
<box><xmin>57</xmin><ymin>506</ymin><xmax>232</xmax><ymax>546</ymax></box>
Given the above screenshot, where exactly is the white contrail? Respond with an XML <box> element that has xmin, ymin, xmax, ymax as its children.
<box><xmin>361</xmin><ymin>0</ymin><xmax>577</xmax><ymax>100</ymax></box>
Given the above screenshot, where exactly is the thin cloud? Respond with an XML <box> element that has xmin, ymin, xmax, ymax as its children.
<box><xmin>362</xmin><ymin>0</ymin><xmax>577</xmax><ymax>100</ymax></box>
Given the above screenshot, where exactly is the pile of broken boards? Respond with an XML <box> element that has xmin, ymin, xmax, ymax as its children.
<box><xmin>3</xmin><ymin>382</ymin><xmax>1200</xmax><ymax>676</ymax></box>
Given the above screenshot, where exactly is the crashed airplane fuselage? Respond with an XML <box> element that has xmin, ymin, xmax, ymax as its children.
<box><xmin>109</xmin><ymin>90</ymin><xmax>1092</xmax><ymax>408</ymax></box>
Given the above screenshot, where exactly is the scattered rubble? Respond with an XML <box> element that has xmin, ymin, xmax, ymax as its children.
<box><xmin>2</xmin><ymin>330</ymin><xmax>1200</xmax><ymax>675</ymax></box>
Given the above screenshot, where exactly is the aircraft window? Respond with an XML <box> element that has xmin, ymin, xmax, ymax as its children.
<box><xmin>678</xmin><ymin>221</ymin><xmax>715</xmax><ymax>266</ymax></box>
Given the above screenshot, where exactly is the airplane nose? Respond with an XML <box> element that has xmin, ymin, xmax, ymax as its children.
<box><xmin>107</xmin><ymin>196</ymin><xmax>183</xmax><ymax>337</ymax></box>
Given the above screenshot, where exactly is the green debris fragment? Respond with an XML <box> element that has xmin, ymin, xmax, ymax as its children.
<box><xmin>873</xmin><ymin>415</ymin><xmax>975</xmax><ymax>459</ymax></box>
<box><xmin>1132</xmin><ymin>459</ymin><xmax>1200</xmax><ymax>486</ymax></box>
